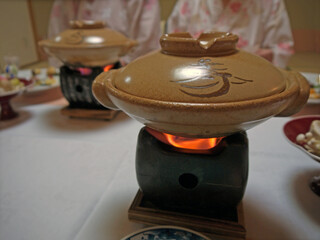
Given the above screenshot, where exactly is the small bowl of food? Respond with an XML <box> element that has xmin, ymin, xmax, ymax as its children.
<box><xmin>283</xmin><ymin>115</ymin><xmax>320</xmax><ymax>162</ymax></box>
<box><xmin>0</xmin><ymin>76</ymin><xmax>32</xmax><ymax>120</ymax></box>
<box><xmin>283</xmin><ymin>115</ymin><xmax>320</xmax><ymax>196</ymax></box>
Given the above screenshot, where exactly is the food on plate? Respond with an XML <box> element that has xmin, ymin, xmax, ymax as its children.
<box><xmin>34</xmin><ymin>76</ymin><xmax>56</xmax><ymax>86</ymax></box>
<box><xmin>46</xmin><ymin>66</ymin><xmax>57</xmax><ymax>76</ymax></box>
<box><xmin>44</xmin><ymin>76</ymin><xmax>56</xmax><ymax>85</ymax></box>
<box><xmin>0</xmin><ymin>77</ymin><xmax>24</xmax><ymax>94</ymax></box>
<box><xmin>309</xmin><ymin>87</ymin><xmax>320</xmax><ymax>99</ymax></box>
<box><xmin>32</xmin><ymin>68</ymin><xmax>41</xmax><ymax>75</ymax></box>
<box><xmin>31</xmin><ymin>67</ymin><xmax>57</xmax><ymax>86</ymax></box>
<box><xmin>309</xmin><ymin>75</ymin><xmax>320</xmax><ymax>99</ymax></box>
<box><xmin>296</xmin><ymin>120</ymin><xmax>320</xmax><ymax>156</ymax></box>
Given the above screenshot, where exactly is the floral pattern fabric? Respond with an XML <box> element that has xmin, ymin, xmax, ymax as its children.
<box><xmin>48</xmin><ymin>0</ymin><xmax>162</xmax><ymax>66</ymax></box>
<box><xmin>167</xmin><ymin>0</ymin><xmax>294</xmax><ymax>68</ymax></box>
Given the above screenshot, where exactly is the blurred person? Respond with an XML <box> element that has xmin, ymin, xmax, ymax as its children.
<box><xmin>167</xmin><ymin>0</ymin><xmax>294</xmax><ymax>68</ymax></box>
<box><xmin>48</xmin><ymin>0</ymin><xmax>162</xmax><ymax>67</ymax></box>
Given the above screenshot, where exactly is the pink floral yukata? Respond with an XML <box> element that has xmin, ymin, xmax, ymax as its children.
<box><xmin>48</xmin><ymin>0</ymin><xmax>162</xmax><ymax>66</ymax></box>
<box><xmin>167</xmin><ymin>0</ymin><xmax>294</xmax><ymax>68</ymax></box>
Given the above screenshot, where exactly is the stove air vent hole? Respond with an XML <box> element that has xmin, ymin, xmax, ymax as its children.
<box><xmin>179</xmin><ymin>173</ymin><xmax>198</xmax><ymax>189</ymax></box>
<box><xmin>75</xmin><ymin>85</ymin><xmax>83</xmax><ymax>93</ymax></box>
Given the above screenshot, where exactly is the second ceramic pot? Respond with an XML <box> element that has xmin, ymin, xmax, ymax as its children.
<box><xmin>39</xmin><ymin>20</ymin><xmax>138</xmax><ymax>67</ymax></box>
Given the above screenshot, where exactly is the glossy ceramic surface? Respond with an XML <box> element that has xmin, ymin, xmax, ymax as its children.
<box><xmin>121</xmin><ymin>225</ymin><xmax>210</xmax><ymax>240</ymax></box>
<box><xmin>92</xmin><ymin>32</ymin><xmax>310</xmax><ymax>137</ymax></box>
<box><xmin>39</xmin><ymin>20</ymin><xmax>137</xmax><ymax>67</ymax></box>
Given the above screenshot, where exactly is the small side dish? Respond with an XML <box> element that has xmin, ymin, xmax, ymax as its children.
<box><xmin>0</xmin><ymin>77</ymin><xmax>31</xmax><ymax>120</ymax></box>
<box><xmin>296</xmin><ymin>120</ymin><xmax>320</xmax><ymax>156</ymax></box>
<box><xmin>0</xmin><ymin>76</ymin><xmax>25</xmax><ymax>95</ymax></box>
<box><xmin>32</xmin><ymin>67</ymin><xmax>58</xmax><ymax>87</ymax></box>
<box><xmin>284</xmin><ymin>116</ymin><xmax>320</xmax><ymax>196</ymax></box>
<box><xmin>283</xmin><ymin>115</ymin><xmax>320</xmax><ymax>162</ymax></box>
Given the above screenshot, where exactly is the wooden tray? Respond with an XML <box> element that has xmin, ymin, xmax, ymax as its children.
<box><xmin>60</xmin><ymin>106</ymin><xmax>118</xmax><ymax>120</ymax></box>
<box><xmin>128</xmin><ymin>190</ymin><xmax>246</xmax><ymax>240</ymax></box>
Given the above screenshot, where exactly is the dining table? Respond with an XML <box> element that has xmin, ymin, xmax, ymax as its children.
<box><xmin>0</xmin><ymin>70</ymin><xmax>320</xmax><ymax>240</ymax></box>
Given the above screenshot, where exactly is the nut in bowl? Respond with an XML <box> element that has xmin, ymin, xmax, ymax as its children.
<box><xmin>283</xmin><ymin>115</ymin><xmax>320</xmax><ymax>162</ymax></box>
<box><xmin>283</xmin><ymin>115</ymin><xmax>320</xmax><ymax>196</ymax></box>
<box><xmin>93</xmin><ymin>32</ymin><xmax>310</xmax><ymax>138</ymax></box>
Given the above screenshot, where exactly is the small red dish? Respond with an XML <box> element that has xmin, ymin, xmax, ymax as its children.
<box><xmin>0</xmin><ymin>78</ymin><xmax>32</xmax><ymax>120</ymax></box>
<box><xmin>283</xmin><ymin>115</ymin><xmax>320</xmax><ymax>162</ymax></box>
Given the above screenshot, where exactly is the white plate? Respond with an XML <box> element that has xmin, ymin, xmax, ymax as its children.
<box><xmin>300</xmin><ymin>72</ymin><xmax>320</xmax><ymax>104</ymax></box>
<box><xmin>25</xmin><ymin>76</ymin><xmax>60</xmax><ymax>93</ymax></box>
<box><xmin>17</xmin><ymin>69</ymin><xmax>60</xmax><ymax>94</ymax></box>
<box><xmin>121</xmin><ymin>225</ymin><xmax>210</xmax><ymax>240</ymax></box>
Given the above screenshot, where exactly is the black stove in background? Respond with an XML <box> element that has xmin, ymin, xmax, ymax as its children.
<box><xmin>59</xmin><ymin>62</ymin><xmax>121</xmax><ymax>109</ymax></box>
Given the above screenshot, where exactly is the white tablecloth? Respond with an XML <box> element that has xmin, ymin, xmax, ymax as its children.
<box><xmin>0</xmin><ymin>104</ymin><xmax>319</xmax><ymax>240</ymax></box>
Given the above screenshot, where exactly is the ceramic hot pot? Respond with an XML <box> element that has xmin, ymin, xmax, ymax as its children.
<box><xmin>92</xmin><ymin>32</ymin><xmax>309</xmax><ymax>138</ymax></box>
<box><xmin>39</xmin><ymin>20</ymin><xmax>138</xmax><ymax>67</ymax></box>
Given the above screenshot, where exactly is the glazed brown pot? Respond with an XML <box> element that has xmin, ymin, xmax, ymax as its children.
<box><xmin>39</xmin><ymin>20</ymin><xmax>138</xmax><ymax>67</ymax></box>
<box><xmin>92</xmin><ymin>32</ymin><xmax>310</xmax><ymax>138</ymax></box>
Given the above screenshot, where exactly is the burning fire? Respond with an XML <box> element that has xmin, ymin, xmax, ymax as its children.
<box><xmin>104</xmin><ymin>64</ymin><xmax>114</xmax><ymax>72</ymax></box>
<box><xmin>77</xmin><ymin>64</ymin><xmax>114</xmax><ymax>76</ymax></box>
<box><xmin>146</xmin><ymin>128</ymin><xmax>223</xmax><ymax>150</ymax></box>
<box><xmin>77</xmin><ymin>67</ymin><xmax>92</xmax><ymax>75</ymax></box>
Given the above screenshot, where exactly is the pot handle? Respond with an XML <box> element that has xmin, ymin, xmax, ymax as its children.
<box><xmin>276</xmin><ymin>71</ymin><xmax>310</xmax><ymax>117</ymax></box>
<box><xmin>92</xmin><ymin>70</ymin><xmax>119</xmax><ymax>110</ymax></box>
<box><xmin>121</xmin><ymin>40</ymin><xmax>139</xmax><ymax>55</ymax></box>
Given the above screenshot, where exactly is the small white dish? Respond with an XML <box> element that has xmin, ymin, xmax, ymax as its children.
<box><xmin>25</xmin><ymin>76</ymin><xmax>60</xmax><ymax>94</ymax></box>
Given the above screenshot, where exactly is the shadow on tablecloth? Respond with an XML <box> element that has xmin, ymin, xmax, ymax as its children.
<box><xmin>0</xmin><ymin>109</ymin><xmax>31</xmax><ymax>130</ymax></box>
<box><xmin>292</xmin><ymin>168</ymin><xmax>320</xmax><ymax>227</ymax></box>
<box><xmin>42</xmin><ymin>108</ymin><xmax>131</xmax><ymax>132</ymax></box>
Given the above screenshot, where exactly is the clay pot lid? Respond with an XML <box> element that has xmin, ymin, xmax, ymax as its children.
<box><xmin>113</xmin><ymin>32</ymin><xmax>286</xmax><ymax>103</ymax></box>
<box><xmin>40</xmin><ymin>20</ymin><xmax>136</xmax><ymax>49</ymax></box>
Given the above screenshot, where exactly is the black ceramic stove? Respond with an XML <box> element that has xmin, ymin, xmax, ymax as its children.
<box><xmin>129</xmin><ymin>127</ymin><xmax>248</xmax><ymax>239</ymax></box>
<box><xmin>59</xmin><ymin>62</ymin><xmax>121</xmax><ymax>109</ymax></box>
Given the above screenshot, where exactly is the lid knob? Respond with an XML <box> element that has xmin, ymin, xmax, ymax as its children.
<box><xmin>160</xmin><ymin>32</ymin><xmax>238</xmax><ymax>57</ymax></box>
<box><xmin>69</xmin><ymin>20</ymin><xmax>105</xmax><ymax>29</ymax></box>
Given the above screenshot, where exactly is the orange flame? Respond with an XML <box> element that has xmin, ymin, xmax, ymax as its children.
<box><xmin>76</xmin><ymin>64</ymin><xmax>114</xmax><ymax>75</ymax></box>
<box><xmin>77</xmin><ymin>67</ymin><xmax>92</xmax><ymax>75</ymax></box>
<box><xmin>104</xmin><ymin>64</ymin><xmax>114</xmax><ymax>72</ymax></box>
<box><xmin>146</xmin><ymin>128</ymin><xmax>223</xmax><ymax>150</ymax></box>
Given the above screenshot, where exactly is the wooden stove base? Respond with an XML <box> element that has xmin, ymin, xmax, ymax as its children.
<box><xmin>128</xmin><ymin>190</ymin><xmax>246</xmax><ymax>240</ymax></box>
<box><xmin>60</xmin><ymin>106</ymin><xmax>119</xmax><ymax>120</ymax></box>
